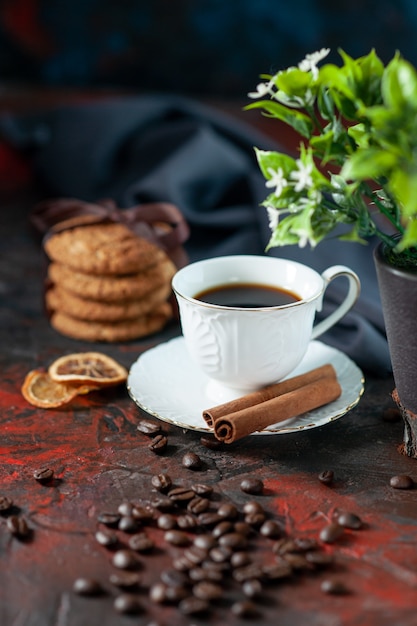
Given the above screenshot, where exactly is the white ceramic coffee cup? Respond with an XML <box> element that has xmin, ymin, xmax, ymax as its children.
<box><xmin>172</xmin><ymin>255</ymin><xmax>360</xmax><ymax>400</ymax></box>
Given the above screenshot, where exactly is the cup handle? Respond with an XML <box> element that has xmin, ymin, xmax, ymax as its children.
<box><xmin>311</xmin><ymin>265</ymin><xmax>361</xmax><ymax>340</ymax></box>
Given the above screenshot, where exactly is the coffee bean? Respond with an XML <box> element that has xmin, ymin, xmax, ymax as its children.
<box><xmin>128</xmin><ymin>533</ymin><xmax>154</xmax><ymax>552</ymax></box>
<box><xmin>109</xmin><ymin>572</ymin><xmax>142</xmax><ymax>588</ymax></box>
<box><xmin>243</xmin><ymin>500</ymin><xmax>265</xmax><ymax>515</ymax></box>
<box><xmin>212</xmin><ymin>520</ymin><xmax>234</xmax><ymax>538</ymax></box>
<box><xmin>187</xmin><ymin>496</ymin><xmax>210</xmax><ymax>515</ymax></box>
<box><xmin>234</xmin><ymin>521</ymin><xmax>252</xmax><ymax>536</ymax></box>
<box><xmin>293</xmin><ymin>537</ymin><xmax>319</xmax><ymax>552</ymax></box>
<box><xmin>259</xmin><ymin>520</ymin><xmax>282</xmax><ymax>538</ymax></box>
<box><xmin>261</xmin><ymin>562</ymin><xmax>292</xmax><ymax>581</ymax></box>
<box><xmin>7</xmin><ymin>515</ymin><xmax>29</xmax><ymax>538</ymax></box>
<box><xmin>149</xmin><ymin>582</ymin><xmax>168</xmax><ymax>604</ymax></box>
<box><xmin>218</xmin><ymin>532</ymin><xmax>247</xmax><ymax>550</ymax></box>
<box><xmin>390</xmin><ymin>474</ymin><xmax>414</xmax><ymax>489</ymax></box>
<box><xmin>131</xmin><ymin>504</ymin><xmax>154</xmax><ymax>522</ymax></box>
<box><xmin>336</xmin><ymin>511</ymin><xmax>362</xmax><ymax>530</ymax></box>
<box><xmin>217</xmin><ymin>502</ymin><xmax>238</xmax><ymax>519</ymax></box>
<box><xmin>244</xmin><ymin>512</ymin><xmax>266</xmax><ymax>527</ymax></box>
<box><xmin>151</xmin><ymin>473</ymin><xmax>172</xmax><ymax>493</ymax></box>
<box><xmin>148</xmin><ymin>434</ymin><xmax>168</xmax><ymax>453</ymax></box>
<box><xmin>197</xmin><ymin>512</ymin><xmax>223</xmax><ymax>527</ymax></box>
<box><xmin>273</xmin><ymin>538</ymin><xmax>298</xmax><ymax>555</ymax></box>
<box><xmin>177</xmin><ymin>514</ymin><xmax>198</xmax><ymax>530</ymax></box>
<box><xmin>305</xmin><ymin>550</ymin><xmax>334</xmax><ymax>567</ymax></box>
<box><xmin>283</xmin><ymin>553</ymin><xmax>314</xmax><ymax>571</ymax></box>
<box><xmin>200</xmin><ymin>436</ymin><xmax>223</xmax><ymax>450</ymax></box>
<box><xmin>164</xmin><ymin>584</ymin><xmax>189</xmax><ymax>603</ymax></box>
<box><xmin>73</xmin><ymin>577</ymin><xmax>102</xmax><ymax>596</ymax></box>
<box><xmin>319</xmin><ymin>522</ymin><xmax>344</xmax><ymax>544</ymax></box>
<box><xmin>114</xmin><ymin>594</ymin><xmax>142</xmax><ymax>614</ymax></box>
<box><xmin>209</xmin><ymin>545</ymin><xmax>232</xmax><ymax>563</ymax></box>
<box><xmin>0</xmin><ymin>496</ymin><xmax>13</xmax><ymax>512</ymax></box>
<box><xmin>137</xmin><ymin>419</ymin><xmax>161</xmax><ymax>435</ymax></box>
<box><xmin>318</xmin><ymin>470</ymin><xmax>334</xmax><ymax>485</ymax></box>
<box><xmin>118</xmin><ymin>501</ymin><xmax>134</xmax><ymax>516</ymax></box>
<box><xmin>242</xmin><ymin>578</ymin><xmax>262</xmax><ymax>598</ymax></box>
<box><xmin>97</xmin><ymin>512</ymin><xmax>120</xmax><ymax>527</ymax></box>
<box><xmin>191</xmin><ymin>483</ymin><xmax>213</xmax><ymax>498</ymax></box>
<box><xmin>168</xmin><ymin>487</ymin><xmax>195</xmax><ymax>502</ymax></box>
<box><xmin>182</xmin><ymin>452</ymin><xmax>202</xmax><ymax>470</ymax></box>
<box><xmin>183</xmin><ymin>546</ymin><xmax>208</xmax><ymax>565</ymax></box>
<box><xmin>112</xmin><ymin>549</ymin><xmax>137</xmax><ymax>570</ymax></box>
<box><xmin>33</xmin><ymin>467</ymin><xmax>54</xmax><ymax>483</ymax></box>
<box><xmin>230</xmin><ymin>551</ymin><xmax>252</xmax><ymax>568</ymax></box>
<box><xmin>160</xmin><ymin>568</ymin><xmax>189</xmax><ymax>588</ymax></box>
<box><xmin>164</xmin><ymin>529</ymin><xmax>190</xmax><ymax>546</ymax></box>
<box><xmin>189</xmin><ymin>566</ymin><xmax>223</xmax><ymax>583</ymax></box>
<box><xmin>95</xmin><ymin>529</ymin><xmax>118</xmax><ymax>547</ymax></box>
<box><xmin>192</xmin><ymin>581</ymin><xmax>223</xmax><ymax>600</ymax></box>
<box><xmin>193</xmin><ymin>534</ymin><xmax>217</xmax><ymax>550</ymax></box>
<box><xmin>172</xmin><ymin>555</ymin><xmax>194</xmax><ymax>572</ymax></box>
<box><xmin>157</xmin><ymin>513</ymin><xmax>177</xmax><ymax>530</ymax></box>
<box><xmin>152</xmin><ymin>496</ymin><xmax>175</xmax><ymax>512</ymax></box>
<box><xmin>231</xmin><ymin>600</ymin><xmax>259</xmax><ymax>618</ymax></box>
<box><xmin>178</xmin><ymin>596</ymin><xmax>209</xmax><ymax>615</ymax></box>
<box><xmin>321</xmin><ymin>578</ymin><xmax>349</xmax><ymax>594</ymax></box>
<box><xmin>240</xmin><ymin>477</ymin><xmax>263</xmax><ymax>495</ymax></box>
<box><xmin>118</xmin><ymin>515</ymin><xmax>138</xmax><ymax>533</ymax></box>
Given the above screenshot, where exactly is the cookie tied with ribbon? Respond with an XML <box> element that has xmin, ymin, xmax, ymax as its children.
<box><xmin>33</xmin><ymin>197</ymin><xmax>190</xmax><ymax>343</ymax></box>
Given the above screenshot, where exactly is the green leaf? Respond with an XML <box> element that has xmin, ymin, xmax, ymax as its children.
<box><xmin>254</xmin><ymin>148</ymin><xmax>296</xmax><ymax>179</ymax></box>
<box><xmin>275</xmin><ymin>67</ymin><xmax>312</xmax><ymax>95</ymax></box>
<box><xmin>245</xmin><ymin>100</ymin><xmax>313</xmax><ymax>138</ymax></box>
<box><xmin>389</xmin><ymin>167</ymin><xmax>417</xmax><ymax>219</ymax></box>
<box><xmin>341</xmin><ymin>148</ymin><xmax>397</xmax><ymax>181</ymax></box>
<box><xmin>397</xmin><ymin>219</ymin><xmax>417</xmax><ymax>250</ymax></box>
<box><xmin>382</xmin><ymin>57</ymin><xmax>417</xmax><ymax>110</ymax></box>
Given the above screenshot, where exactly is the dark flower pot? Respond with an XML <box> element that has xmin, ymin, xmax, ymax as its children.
<box><xmin>374</xmin><ymin>242</ymin><xmax>417</xmax><ymax>414</ymax></box>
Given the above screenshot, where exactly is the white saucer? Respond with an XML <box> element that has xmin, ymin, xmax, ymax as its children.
<box><xmin>127</xmin><ymin>336</ymin><xmax>364</xmax><ymax>435</ymax></box>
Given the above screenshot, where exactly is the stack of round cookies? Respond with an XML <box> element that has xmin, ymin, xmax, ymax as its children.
<box><xmin>44</xmin><ymin>222</ymin><xmax>177</xmax><ymax>342</ymax></box>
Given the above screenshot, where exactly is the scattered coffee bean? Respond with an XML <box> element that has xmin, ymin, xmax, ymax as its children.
<box><xmin>137</xmin><ymin>419</ymin><xmax>161</xmax><ymax>435</ymax></box>
<box><xmin>261</xmin><ymin>562</ymin><xmax>292</xmax><ymax>581</ymax></box>
<box><xmin>73</xmin><ymin>577</ymin><xmax>103</xmax><ymax>596</ymax></box>
<box><xmin>193</xmin><ymin>581</ymin><xmax>223</xmax><ymax>600</ymax></box>
<box><xmin>160</xmin><ymin>568</ymin><xmax>189</xmax><ymax>588</ymax></box>
<box><xmin>200</xmin><ymin>436</ymin><xmax>223</xmax><ymax>450</ymax></box>
<box><xmin>189</xmin><ymin>566</ymin><xmax>223</xmax><ymax>583</ymax></box>
<box><xmin>209</xmin><ymin>545</ymin><xmax>232</xmax><ymax>563</ymax></box>
<box><xmin>318</xmin><ymin>470</ymin><xmax>334</xmax><ymax>485</ymax></box>
<box><xmin>217</xmin><ymin>502</ymin><xmax>238</xmax><ymax>519</ymax></box>
<box><xmin>149</xmin><ymin>582</ymin><xmax>168</xmax><ymax>604</ymax></box>
<box><xmin>152</xmin><ymin>496</ymin><xmax>175</xmax><ymax>512</ymax></box>
<box><xmin>259</xmin><ymin>520</ymin><xmax>282</xmax><ymax>538</ymax></box>
<box><xmin>164</xmin><ymin>584</ymin><xmax>189</xmax><ymax>603</ymax></box>
<box><xmin>242</xmin><ymin>578</ymin><xmax>262</xmax><ymax>598</ymax></box>
<box><xmin>148</xmin><ymin>434</ymin><xmax>168</xmax><ymax>454</ymax></box>
<box><xmin>128</xmin><ymin>533</ymin><xmax>154</xmax><ymax>552</ymax></box>
<box><xmin>177</xmin><ymin>514</ymin><xmax>198</xmax><ymax>530</ymax></box>
<box><xmin>114</xmin><ymin>593</ymin><xmax>142</xmax><ymax>614</ymax></box>
<box><xmin>178</xmin><ymin>596</ymin><xmax>209</xmax><ymax>615</ymax></box>
<box><xmin>336</xmin><ymin>511</ymin><xmax>362</xmax><ymax>530</ymax></box>
<box><xmin>321</xmin><ymin>578</ymin><xmax>349</xmax><ymax>594</ymax></box>
<box><xmin>244</xmin><ymin>512</ymin><xmax>266</xmax><ymax>527</ymax></box>
<box><xmin>243</xmin><ymin>500</ymin><xmax>264</xmax><ymax>515</ymax></box>
<box><xmin>187</xmin><ymin>496</ymin><xmax>210</xmax><ymax>515</ymax></box>
<box><xmin>164</xmin><ymin>529</ymin><xmax>190</xmax><ymax>546</ymax></box>
<box><xmin>109</xmin><ymin>572</ymin><xmax>142</xmax><ymax>588</ymax></box>
<box><xmin>197</xmin><ymin>512</ymin><xmax>223</xmax><ymax>528</ymax></box>
<box><xmin>193</xmin><ymin>534</ymin><xmax>217</xmax><ymax>550</ymax></box>
<box><xmin>182</xmin><ymin>451</ymin><xmax>202</xmax><ymax>470</ymax></box>
<box><xmin>173</xmin><ymin>555</ymin><xmax>194</xmax><ymax>572</ymax></box>
<box><xmin>131</xmin><ymin>504</ymin><xmax>154</xmax><ymax>522</ymax></box>
<box><xmin>234</xmin><ymin>521</ymin><xmax>252</xmax><ymax>536</ymax></box>
<box><xmin>151</xmin><ymin>473</ymin><xmax>172</xmax><ymax>492</ymax></box>
<box><xmin>33</xmin><ymin>467</ymin><xmax>54</xmax><ymax>483</ymax></box>
<box><xmin>390</xmin><ymin>474</ymin><xmax>414</xmax><ymax>489</ymax></box>
<box><xmin>240</xmin><ymin>477</ymin><xmax>264</xmax><ymax>495</ymax></box>
<box><xmin>212</xmin><ymin>520</ymin><xmax>234</xmax><ymax>538</ymax></box>
<box><xmin>319</xmin><ymin>522</ymin><xmax>344</xmax><ymax>544</ymax></box>
<box><xmin>283</xmin><ymin>552</ymin><xmax>314</xmax><ymax>571</ymax></box>
<box><xmin>95</xmin><ymin>529</ymin><xmax>118</xmax><ymax>547</ymax></box>
<box><xmin>305</xmin><ymin>550</ymin><xmax>334</xmax><ymax>567</ymax></box>
<box><xmin>112</xmin><ymin>549</ymin><xmax>137</xmax><ymax>570</ymax></box>
<box><xmin>157</xmin><ymin>513</ymin><xmax>177</xmax><ymax>530</ymax></box>
<box><xmin>7</xmin><ymin>515</ymin><xmax>29</xmax><ymax>538</ymax></box>
<box><xmin>191</xmin><ymin>483</ymin><xmax>213</xmax><ymax>498</ymax></box>
<box><xmin>118</xmin><ymin>515</ymin><xmax>138</xmax><ymax>533</ymax></box>
<box><xmin>97</xmin><ymin>512</ymin><xmax>120</xmax><ymax>527</ymax></box>
<box><xmin>230</xmin><ymin>551</ymin><xmax>252</xmax><ymax>568</ymax></box>
<box><xmin>218</xmin><ymin>532</ymin><xmax>247</xmax><ymax>550</ymax></box>
<box><xmin>231</xmin><ymin>600</ymin><xmax>259</xmax><ymax>618</ymax></box>
<box><xmin>118</xmin><ymin>501</ymin><xmax>134</xmax><ymax>516</ymax></box>
<box><xmin>183</xmin><ymin>546</ymin><xmax>209</xmax><ymax>565</ymax></box>
<box><xmin>0</xmin><ymin>495</ymin><xmax>13</xmax><ymax>512</ymax></box>
<box><xmin>168</xmin><ymin>486</ymin><xmax>195</xmax><ymax>502</ymax></box>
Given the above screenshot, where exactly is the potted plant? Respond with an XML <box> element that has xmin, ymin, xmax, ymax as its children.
<box><xmin>246</xmin><ymin>48</ymin><xmax>417</xmax><ymax>454</ymax></box>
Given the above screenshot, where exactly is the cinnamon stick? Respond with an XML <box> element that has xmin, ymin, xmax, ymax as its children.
<box><xmin>213</xmin><ymin>375</ymin><xmax>342</xmax><ymax>444</ymax></box>
<box><xmin>203</xmin><ymin>364</ymin><xmax>336</xmax><ymax>428</ymax></box>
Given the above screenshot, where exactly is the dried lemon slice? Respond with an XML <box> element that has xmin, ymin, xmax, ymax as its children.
<box><xmin>48</xmin><ymin>352</ymin><xmax>128</xmax><ymax>387</ymax></box>
<box><xmin>21</xmin><ymin>369</ymin><xmax>97</xmax><ymax>409</ymax></box>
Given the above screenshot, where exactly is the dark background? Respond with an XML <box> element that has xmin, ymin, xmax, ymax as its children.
<box><xmin>1</xmin><ymin>0</ymin><xmax>416</xmax><ymax>98</ymax></box>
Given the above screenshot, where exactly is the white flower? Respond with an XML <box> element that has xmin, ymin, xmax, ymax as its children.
<box><xmin>265</xmin><ymin>167</ymin><xmax>288</xmax><ymax>196</ymax></box>
<box><xmin>290</xmin><ymin>160</ymin><xmax>313</xmax><ymax>192</ymax></box>
<box><xmin>266</xmin><ymin>206</ymin><xmax>280</xmax><ymax>231</ymax></box>
<box><xmin>248</xmin><ymin>80</ymin><xmax>274</xmax><ymax>99</ymax></box>
<box><xmin>298</xmin><ymin>48</ymin><xmax>330</xmax><ymax>79</ymax></box>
